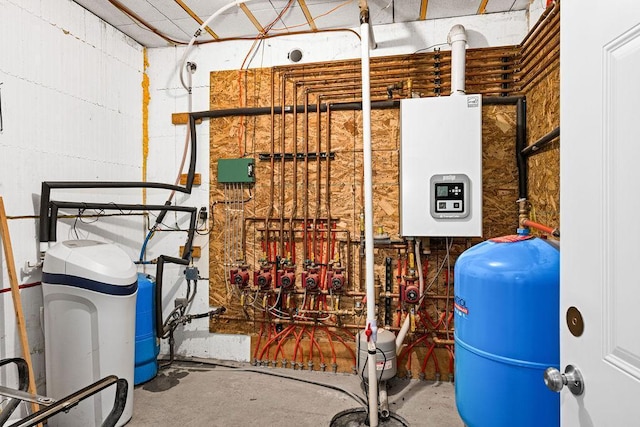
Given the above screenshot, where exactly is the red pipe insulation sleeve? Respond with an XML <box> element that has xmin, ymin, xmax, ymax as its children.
<box><xmin>522</xmin><ymin>219</ymin><xmax>556</xmax><ymax>235</ymax></box>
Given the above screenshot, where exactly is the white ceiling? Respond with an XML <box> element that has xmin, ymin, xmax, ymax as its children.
<box><xmin>72</xmin><ymin>0</ymin><xmax>531</xmax><ymax>48</ymax></box>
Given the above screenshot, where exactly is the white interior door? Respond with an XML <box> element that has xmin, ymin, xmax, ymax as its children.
<box><xmin>560</xmin><ymin>2</ymin><xmax>640</xmax><ymax>425</ymax></box>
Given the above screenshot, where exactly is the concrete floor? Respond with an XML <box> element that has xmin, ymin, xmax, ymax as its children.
<box><xmin>127</xmin><ymin>359</ymin><xmax>464</xmax><ymax>427</ymax></box>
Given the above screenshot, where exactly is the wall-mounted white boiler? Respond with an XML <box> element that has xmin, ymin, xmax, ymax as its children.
<box><xmin>399</xmin><ymin>95</ymin><xmax>482</xmax><ymax>237</ymax></box>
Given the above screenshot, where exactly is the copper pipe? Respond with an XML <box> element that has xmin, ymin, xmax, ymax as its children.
<box><xmin>518</xmin><ymin>199</ymin><xmax>530</xmax><ymax>233</ymax></box>
<box><xmin>289</xmin><ymin>81</ymin><xmax>299</xmax><ymax>262</ymax></box>
<box><xmin>297</xmin><ymin>309</ymin><xmax>356</xmax><ymax>316</ymax></box>
<box><xmin>297</xmin><ymin>77</ymin><xmax>516</xmax><ymax>93</ymax></box>
<box><xmin>200</xmin><ymin>28</ymin><xmax>361</xmax><ymax>45</ymax></box>
<box><xmin>520</xmin><ymin>1</ymin><xmax>559</xmax><ymax>50</ymax></box>
<box><xmin>218</xmin><ymin>315</ymin><xmax>362</xmax><ymax>330</ymax></box>
<box><xmin>272</xmin><ymin>48</ymin><xmax>516</xmax><ymax>76</ymax></box>
<box><xmin>265</xmin><ymin>68</ymin><xmax>276</xmax><ymax>261</ymax></box>
<box><xmin>313</xmin><ymin>94</ymin><xmax>322</xmax><ymax>262</ymax></box>
<box><xmin>517</xmin><ymin>39</ymin><xmax>559</xmax><ymax>77</ymax></box>
<box><xmin>346</xmin><ymin>230</ymin><xmax>352</xmax><ymax>289</ymax></box>
<box><xmin>520</xmin><ymin>15</ymin><xmax>559</xmax><ymax>62</ymax></box>
<box><xmin>217</xmin><ymin>315</ymin><xmax>456</xmax><ymax>335</ymax></box>
<box><xmin>325</xmin><ymin>102</ymin><xmax>332</xmax><ymax>267</ymax></box>
<box><xmin>516</xmin><ymin>50</ymin><xmax>559</xmax><ymax>91</ymax></box>
<box><xmin>303</xmin><ymin>88</ymin><xmax>310</xmax><ymax>263</ymax></box>
<box><xmin>271</xmin><ymin>57</ymin><xmax>517</xmax><ymax>103</ymax></box>
<box><xmin>280</xmin><ymin>72</ymin><xmax>287</xmax><ymax>258</ymax></box>
<box><xmin>518</xmin><ymin>28</ymin><xmax>559</xmax><ymax>71</ymax></box>
<box><xmin>432</xmin><ymin>337</ymin><xmax>455</xmax><ymax>346</ymax></box>
<box><xmin>275</xmin><ymin>64</ymin><xmax>516</xmax><ymax>88</ymax></box>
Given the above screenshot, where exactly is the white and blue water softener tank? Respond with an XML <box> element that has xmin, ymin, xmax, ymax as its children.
<box><xmin>454</xmin><ymin>235</ymin><xmax>559</xmax><ymax>427</ymax></box>
<box><xmin>43</xmin><ymin>240</ymin><xmax>137</xmax><ymax>427</ymax></box>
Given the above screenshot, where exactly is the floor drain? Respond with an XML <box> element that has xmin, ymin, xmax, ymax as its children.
<box><xmin>330</xmin><ymin>408</ymin><xmax>409</xmax><ymax>427</ymax></box>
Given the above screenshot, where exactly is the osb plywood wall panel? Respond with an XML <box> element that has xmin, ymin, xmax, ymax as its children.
<box><xmin>518</xmin><ymin>4</ymin><xmax>560</xmax><ymax>232</ymax></box>
<box><xmin>207</xmin><ymin>46</ymin><xmax>524</xmax><ymax>376</ymax></box>
<box><xmin>482</xmin><ymin>105</ymin><xmax>519</xmax><ymax>238</ymax></box>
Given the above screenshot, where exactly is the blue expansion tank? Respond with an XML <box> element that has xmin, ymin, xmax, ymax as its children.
<box><xmin>134</xmin><ymin>273</ymin><xmax>160</xmax><ymax>385</ymax></box>
<box><xmin>454</xmin><ymin>235</ymin><xmax>559</xmax><ymax>427</ymax></box>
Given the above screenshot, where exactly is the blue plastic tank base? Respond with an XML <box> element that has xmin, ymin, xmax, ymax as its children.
<box><xmin>135</xmin><ymin>273</ymin><xmax>159</xmax><ymax>385</ymax></box>
<box><xmin>134</xmin><ymin>352</ymin><xmax>159</xmax><ymax>385</ymax></box>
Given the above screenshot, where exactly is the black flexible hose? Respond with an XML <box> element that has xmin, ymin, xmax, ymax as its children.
<box><xmin>156</xmin><ymin>357</ymin><xmax>367</xmax><ymax>407</ymax></box>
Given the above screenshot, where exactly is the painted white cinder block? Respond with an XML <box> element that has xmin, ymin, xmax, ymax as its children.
<box><xmin>0</xmin><ymin>1</ymin><xmax>143</xmax><ymax>416</ymax></box>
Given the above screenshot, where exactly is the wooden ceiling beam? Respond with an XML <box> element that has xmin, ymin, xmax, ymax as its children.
<box><xmin>174</xmin><ymin>0</ymin><xmax>218</xmax><ymax>39</ymax></box>
<box><xmin>298</xmin><ymin>0</ymin><xmax>318</xmax><ymax>31</ymax></box>
<box><xmin>419</xmin><ymin>0</ymin><xmax>428</xmax><ymax>20</ymax></box>
<box><xmin>240</xmin><ymin>3</ymin><xmax>266</xmax><ymax>34</ymax></box>
<box><xmin>477</xmin><ymin>0</ymin><xmax>489</xmax><ymax>14</ymax></box>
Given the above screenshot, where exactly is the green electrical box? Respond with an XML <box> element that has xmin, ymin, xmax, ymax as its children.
<box><xmin>217</xmin><ymin>158</ymin><xmax>255</xmax><ymax>183</ymax></box>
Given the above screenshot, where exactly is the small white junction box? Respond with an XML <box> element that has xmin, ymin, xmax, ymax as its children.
<box><xmin>399</xmin><ymin>95</ymin><xmax>482</xmax><ymax>237</ymax></box>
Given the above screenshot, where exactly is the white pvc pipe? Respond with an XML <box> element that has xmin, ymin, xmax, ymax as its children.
<box><xmin>395</xmin><ymin>313</ymin><xmax>410</xmax><ymax>356</ymax></box>
<box><xmin>178</xmin><ymin>0</ymin><xmax>256</xmax><ymax>91</ymax></box>
<box><xmin>368</xmin><ymin>24</ymin><xmax>377</xmax><ymax>50</ymax></box>
<box><xmin>448</xmin><ymin>24</ymin><xmax>467</xmax><ymax>96</ymax></box>
<box><xmin>361</xmin><ymin>10</ymin><xmax>378</xmax><ymax>427</ymax></box>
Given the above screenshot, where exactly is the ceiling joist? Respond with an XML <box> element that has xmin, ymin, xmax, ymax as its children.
<box><xmin>477</xmin><ymin>0</ymin><xmax>489</xmax><ymax>14</ymax></box>
<box><xmin>174</xmin><ymin>0</ymin><xmax>219</xmax><ymax>39</ymax></box>
<box><xmin>240</xmin><ymin>3</ymin><xmax>266</xmax><ymax>34</ymax></box>
<box><xmin>297</xmin><ymin>0</ymin><xmax>318</xmax><ymax>32</ymax></box>
<box><xmin>74</xmin><ymin>0</ymin><xmax>533</xmax><ymax>48</ymax></box>
<box><xmin>420</xmin><ymin>0</ymin><xmax>429</xmax><ymax>20</ymax></box>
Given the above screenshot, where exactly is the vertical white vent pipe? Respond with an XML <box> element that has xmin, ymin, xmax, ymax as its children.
<box><xmin>396</xmin><ymin>24</ymin><xmax>468</xmax><ymax>357</ymax></box>
<box><xmin>448</xmin><ymin>24</ymin><xmax>467</xmax><ymax>95</ymax></box>
<box><xmin>360</xmin><ymin>2</ymin><xmax>378</xmax><ymax>426</ymax></box>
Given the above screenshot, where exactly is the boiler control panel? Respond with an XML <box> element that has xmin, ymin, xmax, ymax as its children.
<box><xmin>430</xmin><ymin>174</ymin><xmax>470</xmax><ymax>219</ymax></box>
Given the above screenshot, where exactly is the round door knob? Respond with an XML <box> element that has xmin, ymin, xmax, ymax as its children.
<box><xmin>544</xmin><ymin>365</ymin><xmax>584</xmax><ymax>396</ymax></box>
<box><xmin>544</xmin><ymin>367</ymin><xmax>565</xmax><ymax>392</ymax></box>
